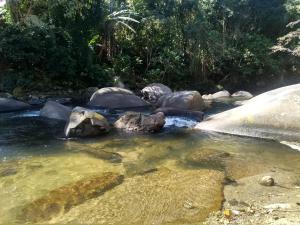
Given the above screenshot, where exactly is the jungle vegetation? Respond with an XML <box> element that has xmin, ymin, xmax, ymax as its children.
<box><xmin>0</xmin><ymin>0</ymin><xmax>299</xmax><ymax>93</ymax></box>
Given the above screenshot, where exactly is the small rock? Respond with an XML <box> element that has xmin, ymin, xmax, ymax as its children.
<box><xmin>65</xmin><ymin>107</ymin><xmax>110</xmax><ymax>137</ymax></box>
<box><xmin>259</xmin><ymin>176</ymin><xmax>275</xmax><ymax>186</ymax></box>
<box><xmin>114</xmin><ymin>111</ymin><xmax>165</xmax><ymax>133</ymax></box>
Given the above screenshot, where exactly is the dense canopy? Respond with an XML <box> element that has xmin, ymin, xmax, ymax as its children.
<box><xmin>0</xmin><ymin>0</ymin><xmax>299</xmax><ymax>93</ymax></box>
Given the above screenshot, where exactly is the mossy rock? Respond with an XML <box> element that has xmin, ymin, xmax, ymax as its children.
<box><xmin>20</xmin><ymin>172</ymin><xmax>124</xmax><ymax>223</ymax></box>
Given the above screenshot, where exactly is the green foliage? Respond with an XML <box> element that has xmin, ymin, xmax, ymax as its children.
<box><xmin>1</xmin><ymin>0</ymin><xmax>299</xmax><ymax>93</ymax></box>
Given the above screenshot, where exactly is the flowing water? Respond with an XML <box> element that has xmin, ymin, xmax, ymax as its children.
<box><xmin>1</xmin><ymin>104</ymin><xmax>300</xmax><ymax>225</ymax></box>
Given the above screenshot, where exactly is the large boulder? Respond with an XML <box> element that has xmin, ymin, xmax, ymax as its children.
<box><xmin>65</xmin><ymin>107</ymin><xmax>110</xmax><ymax>137</ymax></box>
<box><xmin>232</xmin><ymin>91</ymin><xmax>253</xmax><ymax>99</ymax></box>
<box><xmin>141</xmin><ymin>83</ymin><xmax>172</xmax><ymax>104</ymax></box>
<box><xmin>154</xmin><ymin>107</ymin><xmax>204</xmax><ymax>122</ymax></box>
<box><xmin>114</xmin><ymin>112</ymin><xmax>165</xmax><ymax>133</ymax></box>
<box><xmin>196</xmin><ymin>84</ymin><xmax>300</xmax><ymax>140</ymax></box>
<box><xmin>0</xmin><ymin>98</ymin><xmax>31</xmax><ymax>113</ymax></box>
<box><xmin>88</xmin><ymin>87</ymin><xmax>150</xmax><ymax>109</ymax></box>
<box><xmin>157</xmin><ymin>91</ymin><xmax>205</xmax><ymax>111</ymax></box>
<box><xmin>40</xmin><ymin>101</ymin><xmax>72</xmax><ymax>121</ymax></box>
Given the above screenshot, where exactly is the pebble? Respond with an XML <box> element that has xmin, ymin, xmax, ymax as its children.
<box><xmin>260</xmin><ymin>176</ymin><xmax>275</xmax><ymax>186</ymax></box>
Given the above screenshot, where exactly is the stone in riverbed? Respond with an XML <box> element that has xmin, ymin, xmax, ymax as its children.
<box><xmin>157</xmin><ymin>91</ymin><xmax>205</xmax><ymax>111</ymax></box>
<box><xmin>88</xmin><ymin>87</ymin><xmax>150</xmax><ymax>109</ymax></box>
<box><xmin>20</xmin><ymin>172</ymin><xmax>124</xmax><ymax>223</ymax></box>
<box><xmin>114</xmin><ymin>111</ymin><xmax>165</xmax><ymax>133</ymax></box>
<box><xmin>141</xmin><ymin>83</ymin><xmax>172</xmax><ymax>104</ymax></box>
<box><xmin>260</xmin><ymin>176</ymin><xmax>275</xmax><ymax>186</ymax></box>
<box><xmin>0</xmin><ymin>98</ymin><xmax>31</xmax><ymax>113</ymax></box>
<box><xmin>185</xmin><ymin>148</ymin><xmax>230</xmax><ymax>168</ymax></box>
<box><xmin>40</xmin><ymin>101</ymin><xmax>72</xmax><ymax>121</ymax></box>
<box><xmin>65</xmin><ymin>107</ymin><xmax>110</xmax><ymax>137</ymax></box>
<box><xmin>196</xmin><ymin>84</ymin><xmax>300</xmax><ymax>141</ymax></box>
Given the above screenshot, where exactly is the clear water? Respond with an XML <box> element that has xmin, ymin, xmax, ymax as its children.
<box><xmin>1</xmin><ymin>106</ymin><xmax>300</xmax><ymax>225</ymax></box>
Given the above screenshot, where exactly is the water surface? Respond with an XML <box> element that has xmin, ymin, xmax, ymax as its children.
<box><xmin>1</xmin><ymin>106</ymin><xmax>300</xmax><ymax>225</ymax></box>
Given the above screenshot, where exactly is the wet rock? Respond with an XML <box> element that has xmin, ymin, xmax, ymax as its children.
<box><xmin>232</xmin><ymin>91</ymin><xmax>253</xmax><ymax>99</ymax></box>
<box><xmin>196</xmin><ymin>84</ymin><xmax>300</xmax><ymax>140</ymax></box>
<box><xmin>54</xmin><ymin>169</ymin><xmax>225</xmax><ymax>225</ymax></box>
<box><xmin>114</xmin><ymin>112</ymin><xmax>165</xmax><ymax>133</ymax></box>
<box><xmin>154</xmin><ymin>107</ymin><xmax>204</xmax><ymax>122</ymax></box>
<box><xmin>84</xmin><ymin>149</ymin><xmax>122</xmax><ymax>163</ymax></box>
<box><xmin>0</xmin><ymin>98</ymin><xmax>31</xmax><ymax>113</ymax></box>
<box><xmin>185</xmin><ymin>148</ymin><xmax>230</xmax><ymax>167</ymax></box>
<box><xmin>20</xmin><ymin>172</ymin><xmax>124</xmax><ymax>223</ymax></box>
<box><xmin>65</xmin><ymin>107</ymin><xmax>110</xmax><ymax>137</ymax></box>
<box><xmin>260</xmin><ymin>176</ymin><xmax>275</xmax><ymax>186</ymax></box>
<box><xmin>40</xmin><ymin>101</ymin><xmax>72</xmax><ymax>121</ymax></box>
<box><xmin>157</xmin><ymin>91</ymin><xmax>205</xmax><ymax>111</ymax></box>
<box><xmin>0</xmin><ymin>168</ymin><xmax>18</xmax><ymax>177</ymax></box>
<box><xmin>88</xmin><ymin>87</ymin><xmax>150</xmax><ymax>109</ymax></box>
<box><xmin>141</xmin><ymin>83</ymin><xmax>172</xmax><ymax>104</ymax></box>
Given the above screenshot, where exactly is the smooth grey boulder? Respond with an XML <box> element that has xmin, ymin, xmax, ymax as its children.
<box><xmin>40</xmin><ymin>101</ymin><xmax>72</xmax><ymax>121</ymax></box>
<box><xmin>88</xmin><ymin>87</ymin><xmax>149</xmax><ymax>109</ymax></box>
<box><xmin>141</xmin><ymin>83</ymin><xmax>172</xmax><ymax>104</ymax></box>
<box><xmin>196</xmin><ymin>84</ymin><xmax>300</xmax><ymax>140</ymax></box>
<box><xmin>232</xmin><ymin>91</ymin><xmax>253</xmax><ymax>99</ymax></box>
<box><xmin>0</xmin><ymin>98</ymin><xmax>31</xmax><ymax>113</ymax></box>
<box><xmin>154</xmin><ymin>107</ymin><xmax>204</xmax><ymax>122</ymax></box>
<box><xmin>65</xmin><ymin>107</ymin><xmax>110</xmax><ymax>137</ymax></box>
<box><xmin>157</xmin><ymin>91</ymin><xmax>205</xmax><ymax>111</ymax></box>
<box><xmin>114</xmin><ymin>111</ymin><xmax>165</xmax><ymax>133</ymax></box>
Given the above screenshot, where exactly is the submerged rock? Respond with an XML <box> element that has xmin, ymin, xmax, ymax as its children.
<box><xmin>0</xmin><ymin>168</ymin><xmax>18</xmax><ymax>177</ymax></box>
<box><xmin>196</xmin><ymin>84</ymin><xmax>300</xmax><ymax>140</ymax></box>
<box><xmin>54</xmin><ymin>169</ymin><xmax>225</xmax><ymax>225</ymax></box>
<box><xmin>185</xmin><ymin>148</ymin><xmax>230</xmax><ymax>168</ymax></box>
<box><xmin>0</xmin><ymin>98</ymin><xmax>31</xmax><ymax>113</ymax></box>
<box><xmin>65</xmin><ymin>107</ymin><xmax>110</xmax><ymax>137</ymax></box>
<box><xmin>141</xmin><ymin>83</ymin><xmax>172</xmax><ymax>104</ymax></box>
<box><xmin>114</xmin><ymin>111</ymin><xmax>165</xmax><ymax>133</ymax></box>
<box><xmin>88</xmin><ymin>87</ymin><xmax>149</xmax><ymax>109</ymax></box>
<box><xmin>157</xmin><ymin>91</ymin><xmax>205</xmax><ymax>111</ymax></box>
<box><xmin>260</xmin><ymin>176</ymin><xmax>275</xmax><ymax>186</ymax></box>
<box><xmin>40</xmin><ymin>101</ymin><xmax>72</xmax><ymax>121</ymax></box>
<box><xmin>20</xmin><ymin>172</ymin><xmax>124</xmax><ymax>223</ymax></box>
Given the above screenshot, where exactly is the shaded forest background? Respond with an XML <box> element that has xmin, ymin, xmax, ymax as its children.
<box><xmin>0</xmin><ymin>0</ymin><xmax>299</xmax><ymax>94</ymax></box>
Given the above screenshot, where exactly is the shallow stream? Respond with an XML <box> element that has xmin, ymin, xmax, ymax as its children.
<box><xmin>1</xmin><ymin>104</ymin><xmax>300</xmax><ymax>225</ymax></box>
